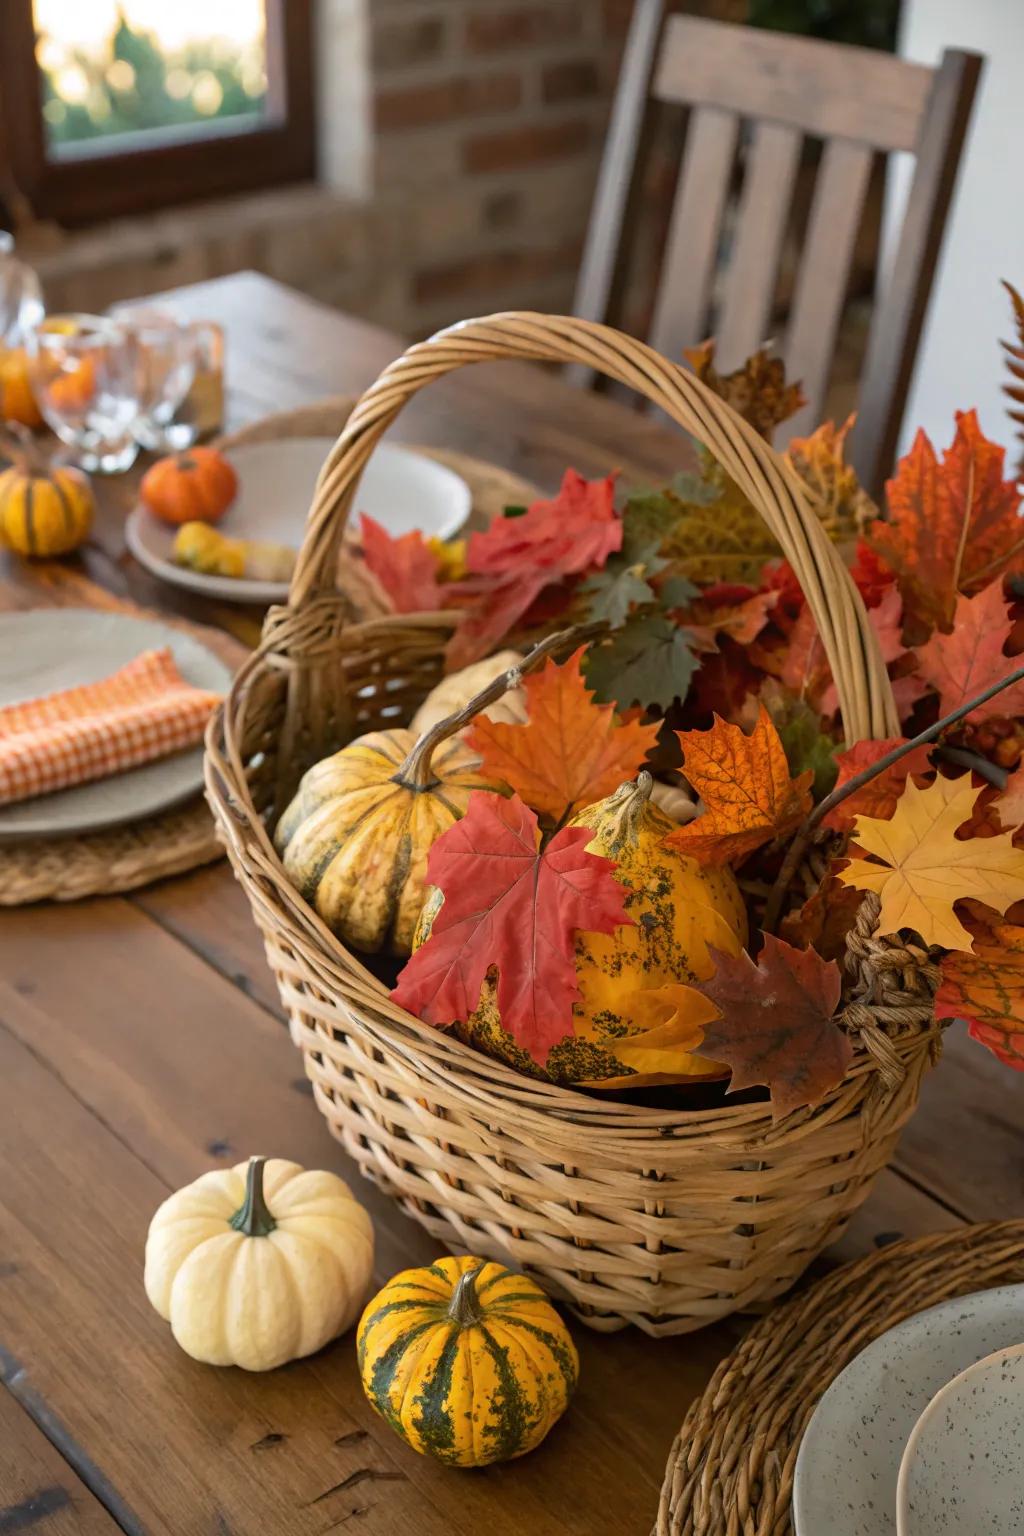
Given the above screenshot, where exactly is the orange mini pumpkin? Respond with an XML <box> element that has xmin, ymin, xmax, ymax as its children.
<box><xmin>140</xmin><ymin>446</ymin><xmax>238</xmax><ymax>527</ymax></box>
<box><xmin>0</xmin><ymin>348</ymin><xmax>43</xmax><ymax>430</ymax></box>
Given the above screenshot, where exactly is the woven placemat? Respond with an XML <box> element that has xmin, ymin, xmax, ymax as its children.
<box><xmin>0</xmin><ymin>408</ymin><xmax>540</xmax><ymax>904</ymax></box>
<box><xmin>656</xmin><ymin>1221</ymin><xmax>1024</xmax><ymax>1535</ymax></box>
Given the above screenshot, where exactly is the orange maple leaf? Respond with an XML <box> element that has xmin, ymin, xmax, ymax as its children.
<box><xmin>913</xmin><ymin>583</ymin><xmax>1024</xmax><ymax>721</ymax></box>
<box><xmin>666</xmin><ymin>706</ymin><xmax>813</xmax><ymax>866</ymax></box>
<box><xmin>785</xmin><ymin>414</ymin><xmax>877</xmax><ymax>536</ymax></box>
<box><xmin>465</xmin><ymin>647</ymin><xmax>659</xmax><ymax>823</ymax></box>
<box><xmin>936</xmin><ymin>903</ymin><xmax>1024</xmax><ymax>1069</ymax></box>
<box><xmin>868</xmin><ymin>410</ymin><xmax>1024</xmax><ymax>638</ymax></box>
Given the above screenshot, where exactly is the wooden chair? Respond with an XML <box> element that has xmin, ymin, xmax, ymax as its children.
<box><xmin>572</xmin><ymin>6</ymin><xmax>982</xmax><ymax>495</ymax></box>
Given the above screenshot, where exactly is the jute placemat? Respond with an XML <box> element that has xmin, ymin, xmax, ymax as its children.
<box><xmin>655</xmin><ymin>1220</ymin><xmax>1024</xmax><ymax>1535</ymax></box>
<box><xmin>0</xmin><ymin>407</ymin><xmax>540</xmax><ymax>904</ymax></box>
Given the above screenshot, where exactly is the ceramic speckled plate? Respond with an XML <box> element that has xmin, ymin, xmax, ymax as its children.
<box><xmin>793</xmin><ymin>1283</ymin><xmax>1024</xmax><ymax>1536</ymax></box>
<box><xmin>897</xmin><ymin>1343</ymin><xmax>1024</xmax><ymax>1535</ymax></box>
<box><xmin>0</xmin><ymin>610</ymin><xmax>231</xmax><ymax>842</ymax></box>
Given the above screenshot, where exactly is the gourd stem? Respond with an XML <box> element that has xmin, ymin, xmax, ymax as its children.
<box><xmin>230</xmin><ymin>1156</ymin><xmax>277</xmax><ymax>1238</ymax></box>
<box><xmin>392</xmin><ymin>617</ymin><xmax>609</xmax><ymax>791</ymax></box>
<box><xmin>448</xmin><ymin>1266</ymin><xmax>486</xmax><ymax>1328</ymax></box>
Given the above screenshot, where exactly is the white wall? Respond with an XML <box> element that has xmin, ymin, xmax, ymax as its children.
<box><xmin>891</xmin><ymin>0</ymin><xmax>1024</xmax><ymax>457</ymax></box>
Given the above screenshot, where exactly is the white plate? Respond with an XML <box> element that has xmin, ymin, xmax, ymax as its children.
<box><xmin>897</xmin><ymin>1342</ymin><xmax>1024</xmax><ymax>1534</ymax></box>
<box><xmin>125</xmin><ymin>438</ymin><xmax>472</xmax><ymax>603</ymax></box>
<box><xmin>0</xmin><ymin>609</ymin><xmax>231</xmax><ymax>842</ymax></box>
<box><xmin>793</xmin><ymin>1283</ymin><xmax>1024</xmax><ymax>1536</ymax></box>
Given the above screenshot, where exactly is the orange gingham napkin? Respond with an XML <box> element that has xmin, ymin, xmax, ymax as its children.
<box><xmin>0</xmin><ymin>647</ymin><xmax>222</xmax><ymax>807</ymax></box>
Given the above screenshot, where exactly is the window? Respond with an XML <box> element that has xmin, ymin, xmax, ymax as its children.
<box><xmin>0</xmin><ymin>0</ymin><xmax>315</xmax><ymax>226</ymax></box>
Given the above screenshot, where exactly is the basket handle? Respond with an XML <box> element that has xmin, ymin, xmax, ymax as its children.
<box><xmin>288</xmin><ymin>313</ymin><xmax>899</xmax><ymax>743</ymax></box>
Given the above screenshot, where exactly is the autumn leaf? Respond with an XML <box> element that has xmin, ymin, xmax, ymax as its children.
<box><xmin>785</xmin><ymin>414</ymin><xmax>878</xmax><ymax>538</ymax></box>
<box><xmin>913</xmin><ymin>583</ymin><xmax>1024</xmax><ymax>721</ymax></box>
<box><xmin>867</xmin><ymin>411</ymin><xmax>1024</xmax><ymax>636</ymax></box>
<box><xmin>580</xmin><ymin>539</ymin><xmax>667</xmax><ymax>625</ymax></box>
<box><xmin>993</xmin><ymin>771</ymin><xmax>1024</xmax><ymax>832</ymax></box>
<box><xmin>935</xmin><ymin>903</ymin><xmax>1024</xmax><ymax>1068</ymax></box>
<box><xmin>780</xmin><ymin>584</ymin><xmax>905</xmax><ymax>717</ymax></box>
<box><xmin>391</xmin><ymin>792</ymin><xmax>630</xmax><ymax>1062</ymax></box>
<box><xmin>754</xmin><ymin>682</ymin><xmax>841</xmax><ymax>800</ymax></box>
<box><xmin>466</xmin><ymin>647</ymin><xmax>659</xmax><ymax>822</ymax></box>
<box><xmin>667</xmin><ymin>706</ymin><xmax>813</xmax><ymax>866</ymax></box>
<box><xmin>822</xmin><ymin>738</ymin><xmax>934</xmax><ymax>833</ymax></box>
<box><xmin>445</xmin><ymin>570</ymin><xmax>551</xmax><ymax>671</ymax></box>
<box><xmin>467</xmin><ymin>468</ymin><xmax>620</xmax><ymax>577</ymax></box>
<box><xmin>684</xmin><ymin>340</ymin><xmax>806</xmax><ymax>438</ymax></box>
<box><xmin>682</xmin><ymin>589</ymin><xmax>777</xmax><ymax>652</ymax></box>
<box><xmin>360</xmin><ymin>515</ymin><xmax>444</xmax><ymax>613</ymax></box>
<box><xmin>584</xmin><ymin>612</ymin><xmax>700</xmax><ymax>712</ymax></box>
<box><xmin>837</xmin><ymin>772</ymin><xmax>1024</xmax><ymax>950</ymax></box>
<box><xmin>692</xmin><ymin>936</ymin><xmax>851</xmax><ymax>1119</ymax></box>
<box><xmin>779</xmin><ymin>873</ymin><xmax>869</xmax><ymax>963</ymax></box>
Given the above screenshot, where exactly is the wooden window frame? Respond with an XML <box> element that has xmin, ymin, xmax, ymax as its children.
<box><xmin>0</xmin><ymin>0</ymin><xmax>315</xmax><ymax>226</ymax></box>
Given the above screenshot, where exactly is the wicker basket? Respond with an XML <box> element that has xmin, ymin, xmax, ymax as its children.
<box><xmin>206</xmin><ymin>313</ymin><xmax>941</xmax><ymax>1336</ymax></box>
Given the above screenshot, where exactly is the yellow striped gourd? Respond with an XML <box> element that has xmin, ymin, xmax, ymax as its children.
<box><xmin>357</xmin><ymin>1256</ymin><xmax>578</xmax><ymax>1466</ymax></box>
<box><xmin>274</xmin><ymin>723</ymin><xmax>499</xmax><ymax>955</ymax></box>
<box><xmin>0</xmin><ymin>443</ymin><xmax>93</xmax><ymax>558</ymax></box>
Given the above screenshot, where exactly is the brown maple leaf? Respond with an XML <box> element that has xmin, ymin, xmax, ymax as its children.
<box><xmin>692</xmin><ymin>936</ymin><xmax>852</xmax><ymax>1119</ymax></box>
<box><xmin>683</xmin><ymin>339</ymin><xmax>806</xmax><ymax>439</ymax></box>
<box><xmin>785</xmin><ymin>415</ymin><xmax>878</xmax><ymax>539</ymax></box>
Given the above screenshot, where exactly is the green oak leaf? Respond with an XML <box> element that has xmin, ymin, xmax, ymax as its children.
<box><xmin>585</xmin><ymin>613</ymin><xmax>699</xmax><ymax>711</ymax></box>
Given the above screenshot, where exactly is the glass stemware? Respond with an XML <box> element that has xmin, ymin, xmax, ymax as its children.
<box><xmin>124</xmin><ymin>309</ymin><xmax>199</xmax><ymax>453</ymax></box>
<box><xmin>27</xmin><ymin>314</ymin><xmax>140</xmax><ymax>474</ymax></box>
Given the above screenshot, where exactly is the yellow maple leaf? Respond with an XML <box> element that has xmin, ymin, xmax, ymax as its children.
<box><xmin>837</xmin><ymin>773</ymin><xmax>1024</xmax><ymax>950</ymax></box>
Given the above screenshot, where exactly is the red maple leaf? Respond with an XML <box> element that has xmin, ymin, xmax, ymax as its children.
<box><xmin>913</xmin><ymin>583</ymin><xmax>1024</xmax><ymax>722</ymax></box>
<box><xmin>360</xmin><ymin>515</ymin><xmax>444</xmax><ymax>613</ymax></box>
<box><xmin>822</xmin><ymin>737</ymin><xmax>934</xmax><ymax>833</ymax></box>
<box><xmin>868</xmin><ymin>411</ymin><xmax>1024</xmax><ymax>637</ymax></box>
<box><xmin>692</xmin><ymin>936</ymin><xmax>852</xmax><ymax>1120</ymax></box>
<box><xmin>466</xmin><ymin>469</ymin><xmax>621</xmax><ymax>577</ymax></box>
<box><xmin>779</xmin><ymin>584</ymin><xmax>905</xmax><ymax>717</ymax></box>
<box><xmin>391</xmin><ymin>792</ymin><xmax>630</xmax><ymax>1062</ymax></box>
<box><xmin>935</xmin><ymin>904</ymin><xmax>1024</xmax><ymax>1070</ymax></box>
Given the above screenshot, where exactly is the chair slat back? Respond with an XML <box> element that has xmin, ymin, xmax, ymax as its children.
<box><xmin>574</xmin><ymin>7</ymin><xmax>983</xmax><ymax>495</ymax></box>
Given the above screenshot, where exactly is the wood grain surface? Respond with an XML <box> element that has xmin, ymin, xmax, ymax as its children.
<box><xmin>0</xmin><ymin>272</ymin><xmax>1019</xmax><ymax>1536</ymax></box>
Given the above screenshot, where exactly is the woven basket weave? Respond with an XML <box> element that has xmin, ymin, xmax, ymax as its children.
<box><xmin>206</xmin><ymin>313</ymin><xmax>940</xmax><ymax>1335</ymax></box>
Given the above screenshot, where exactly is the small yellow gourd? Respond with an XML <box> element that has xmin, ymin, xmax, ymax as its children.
<box><xmin>410</xmin><ymin>650</ymin><xmax>527</xmax><ymax>737</ymax></box>
<box><xmin>418</xmin><ymin>771</ymin><xmax>748</xmax><ymax>1086</ymax></box>
<box><xmin>275</xmin><ymin>716</ymin><xmax>501</xmax><ymax>956</ymax></box>
<box><xmin>358</xmin><ymin>1255</ymin><xmax>578</xmax><ymax>1466</ymax></box>
<box><xmin>0</xmin><ymin>431</ymin><xmax>93</xmax><ymax>557</ymax></box>
<box><xmin>144</xmin><ymin>1155</ymin><xmax>374</xmax><ymax>1371</ymax></box>
<box><xmin>173</xmin><ymin>520</ymin><xmax>296</xmax><ymax>583</ymax></box>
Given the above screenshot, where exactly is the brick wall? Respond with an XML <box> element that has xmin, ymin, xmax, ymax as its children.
<box><xmin>31</xmin><ymin>0</ymin><xmax>634</xmax><ymax>340</ymax></box>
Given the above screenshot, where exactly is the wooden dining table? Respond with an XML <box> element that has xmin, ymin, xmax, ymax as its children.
<box><xmin>0</xmin><ymin>271</ymin><xmax>1020</xmax><ymax>1536</ymax></box>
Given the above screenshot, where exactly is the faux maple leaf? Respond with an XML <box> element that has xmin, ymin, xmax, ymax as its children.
<box><xmin>584</xmin><ymin>613</ymin><xmax>700</xmax><ymax>712</ymax></box>
<box><xmin>445</xmin><ymin>570</ymin><xmax>552</xmax><ymax>671</ymax></box>
<box><xmin>785</xmin><ymin>415</ymin><xmax>877</xmax><ymax>538</ymax></box>
<box><xmin>692</xmin><ymin>936</ymin><xmax>851</xmax><ymax>1119</ymax></box>
<box><xmin>837</xmin><ymin>772</ymin><xmax>1024</xmax><ymax>950</ymax></box>
<box><xmin>360</xmin><ymin>515</ymin><xmax>444</xmax><ymax>613</ymax></box>
<box><xmin>580</xmin><ymin>539</ymin><xmax>667</xmax><ymax>626</ymax></box>
<box><xmin>935</xmin><ymin>902</ymin><xmax>1024</xmax><ymax>1068</ymax></box>
<box><xmin>467</xmin><ymin>468</ymin><xmax>620</xmax><ymax>577</ymax></box>
<box><xmin>466</xmin><ymin>647</ymin><xmax>659</xmax><ymax>823</ymax></box>
<box><xmin>822</xmin><ymin>738</ymin><xmax>933</xmax><ymax>833</ymax></box>
<box><xmin>391</xmin><ymin>792</ymin><xmax>630</xmax><ymax>1062</ymax></box>
<box><xmin>779</xmin><ymin>873</ymin><xmax>869</xmax><ymax>963</ymax></box>
<box><xmin>684</xmin><ymin>340</ymin><xmax>806</xmax><ymax>438</ymax></box>
<box><xmin>780</xmin><ymin>584</ymin><xmax>905</xmax><ymax>717</ymax></box>
<box><xmin>913</xmin><ymin>583</ymin><xmax>1024</xmax><ymax>721</ymax></box>
<box><xmin>683</xmin><ymin>589</ymin><xmax>777</xmax><ymax>652</ymax></box>
<box><xmin>867</xmin><ymin>411</ymin><xmax>1024</xmax><ymax>637</ymax></box>
<box><xmin>667</xmin><ymin>706</ymin><xmax>813</xmax><ymax>866</ymax></box>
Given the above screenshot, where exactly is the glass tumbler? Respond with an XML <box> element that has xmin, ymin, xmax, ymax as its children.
<box><xmin>124</xmin><ymin>309</ymin><xmax>199</xmax><ymax>452</ymax></box>
<box><xmin>27</xmin><ymin>315</ymin><xmax>140</xmax><ymax>473</ymax></box>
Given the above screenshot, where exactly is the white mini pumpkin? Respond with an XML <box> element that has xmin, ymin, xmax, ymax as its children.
<box><xmin>410</xmin><ymin>649</ymin><xmax>527</xmax><ymax>737</ymax></box>
<box><xmin>144</xmin><ymin>1155</ymin><xmax>374</xmax><ymax>1371</ymax></box>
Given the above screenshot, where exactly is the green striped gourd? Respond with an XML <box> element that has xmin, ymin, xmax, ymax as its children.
<box><xmin>357</xmin><ymin>1255</ymin><xmax>578</xmax><ymax>1466</ymax></box>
